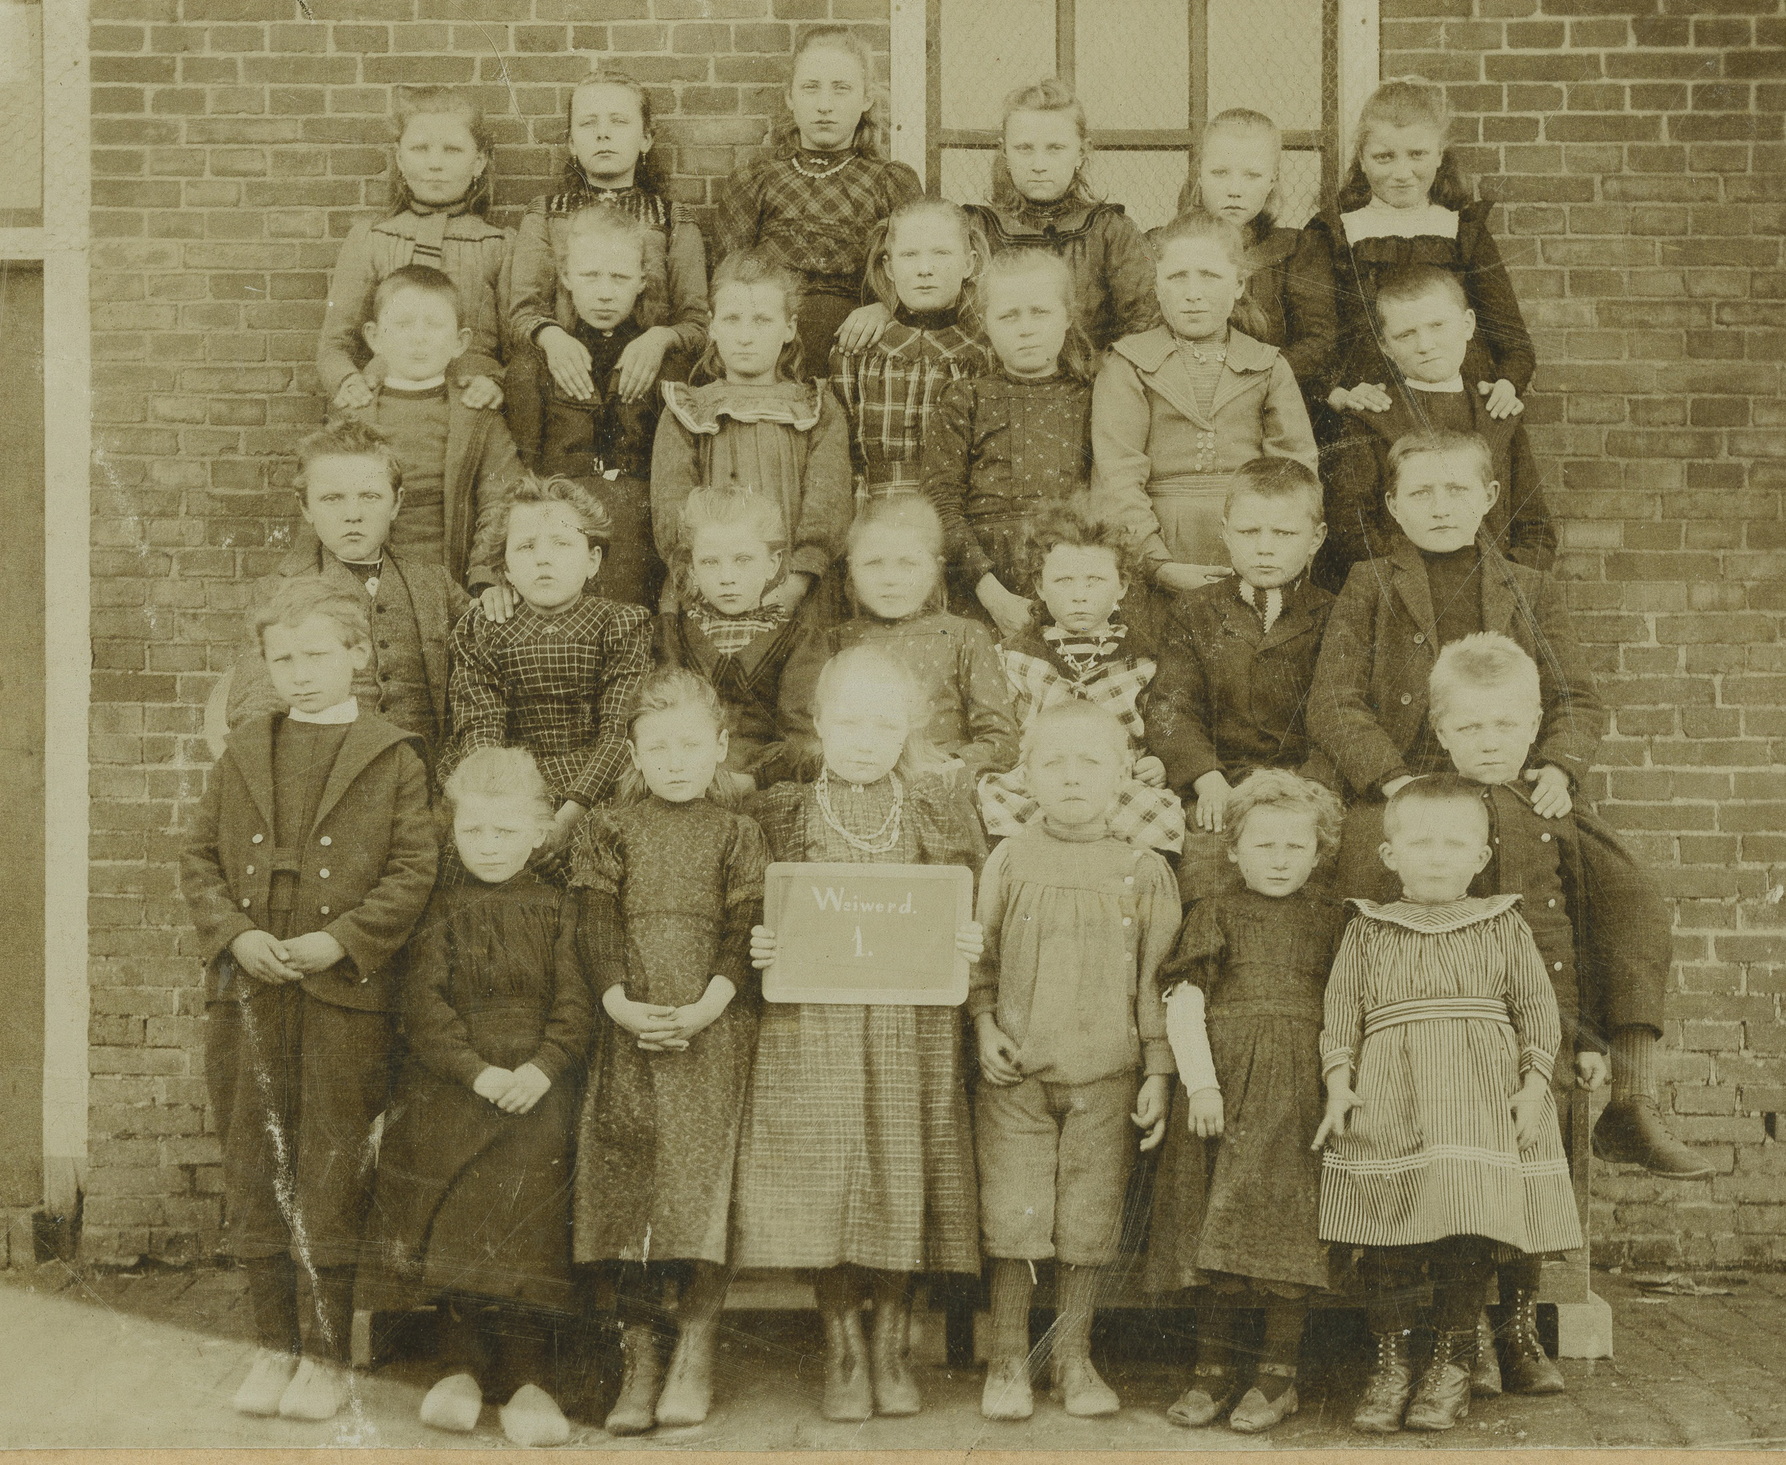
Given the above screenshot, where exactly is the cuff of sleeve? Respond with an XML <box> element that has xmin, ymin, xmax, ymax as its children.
<box><xmin>525</xmin><ymin>318</ymin><xmax>557</xmax><ymax>345</ymax></box>
<box><xmin>528</xmin><ymin>1046</ymin><xmax>569</xmax><ymax>1083</ymax></box>
<box><xmin>446</xmin><ymin>1052</ymin><xmax>488</xmax><ymax>1089</ymax></box>
<box><xmin>1142</xmin><ymin>1038</ymin><xmax>1176</xmax><ymax>1077</ymax></box>
<box><xmin>465</xmin><ymin>565</ymin><xmax>498</xmax><ymax>594</ymax></box>
<box><xmin>959</xmin><ymin>543</ymin><xmax>994</xmax><ymax>586</ymax></box>
<box><xmin>1521</xmin><ymin>1045</ymin><xmax>1556</xmax><ymax>1081</ymax></box>
<box><xmin>966</xmin><ymin>989</ymin><xmax>997</xmax><ymax>1021</ymax></box>
<box><xmin>788</xmin><ymin>546</ymin><xmax>831</xmax><ymax>582</ymax></box>
<box><xmin>208</xmin><ymin>917</ymin><xmax>257</xmax><ymax>962</ymax></box>
<box><xmin>1375</xmin><ymin>769</ymin><xmax>1413</xmax><ymax>798</ymax></box>
<box><xmin>1320</xmin><ymin>1050</ymin><xmax>1354</xmax><ymax>1081</ymax></box>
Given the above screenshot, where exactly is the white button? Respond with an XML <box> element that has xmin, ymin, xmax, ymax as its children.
<box><xmin>1400</xmin><ymin>693</ymin><xmax>1413</xmax><ymax>705</ymax></box>
<box><xmin>319</xmin><ymin>869</ymin><xmax>330</xmax><ymax>879</ymax></box>
<box><xmin>240</xmin><ymin>898</ymin><xmax>251</xmax><ymax>908</ymax></box>
<box><xmin>320</xmin><ymin>905</ymin><xmax>330</xmax><ymax>916</ymax></box>
<box><xmin>244</xmin><ymin>865</ymin><xmax>254</xmax><ymax>875</ymax></box>
<box><xmin>1547</xmin><ymin>898</ymin><xmax>1557</xmax><ymax>908</ymax></box>
<box><xmin>251</xmin><ymin>833</ymin><xmax>263</xmax><ymax>844</ymax></box>
<box><xmin>1541</xmin><ymin>833</ymin><xmax>1552</xmax><ymax>843</ymax></box>
<box><xmin>1124</xmin><ymin>876</ymin><xmax>1134</xmax><ymax>885</ymax></box>
<box><xmin>320</xmin><ymin>836</ymin><xmax>332</xmax><ymax>847</ymax></box>
<box><xmin>1122</xmin><ymin>917</ymin><xmax>1132</xmax><ymax>927</ymax></box>
<box><xmin>1553</xmin><ymin>961</ymin><xmax>1563</xmax><ymax>972</ymax></box>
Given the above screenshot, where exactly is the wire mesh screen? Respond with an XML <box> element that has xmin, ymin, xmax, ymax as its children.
<box><xmin>938</xmin><ymin>0</ymin><xmax>1056</xmax><ymax>135</ymax></box>
<box><xmin>1076</xmin><ymin>0</ymin><xmax>1191</xmax><ymax>132</ymax></box>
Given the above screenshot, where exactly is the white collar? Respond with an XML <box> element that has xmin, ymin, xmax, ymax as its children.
<box><xmin>1405</xmin><ymin>375</ymin><xmax>1465</xmax><ymax>394</ymax></box>
<box><xmin>1341</xmin><ymin>197</ymin><xmax>1459</xmax><ymax>243</ymax></box>
<box><xmin>383</xmin><ymin>373</ymin><xmax>447</xmax><ymax>392</ymax></box>
<box><xmin>288</xmin><ymin>697</ymin><xmax>359</xmax><ymax>726</ymax></box>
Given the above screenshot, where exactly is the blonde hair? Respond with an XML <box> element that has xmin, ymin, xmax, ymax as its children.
<box><xmin>862</xmin><ymin>197</ymin><xmax>987</xmax><ymax>317</ymax></box>
<box><xmin>1386</xmin><ymin>429</ymin><xmax>1494</xmax><ymax>497</ymax></box>
<box><xmin>696</xmin><ymin>250</ymin><xmax>806</xmax><ymax>384</ymax></box>
<box><xmin>991</xmin><ymin>77</ymin><xmax>1097</xmax><ymax>212</ymax></box>
<box><xmin>295</xmin><ymin>419</ymin><xmax>402</xmax><ymax>503</ymax></box>
<box><xmin>1382</xmin><ymin>771</ymin><xmax>1489</xmax><ymax>842</ymax></box>
<box><xmin>614</xmin><ymin>668</ymin><xmax>738</xmax><ymax>808</ymax></box>
<box><xmin>974</xmin><ymin>248</ymin><xmax>1095</xmax><ymax>383</ymax></box>
<box><xmin>1429</xmin><ymin>632</ymin><xmax>1542</xmax><ymax>724</ymax></box>
<box><xmin>390</xmin><ymin>85</ymin><xmax>492</xmax><ymax>216</ymax></box>
<box><xmin>845</xmin><ymin>494</ymin><xmax>947</xmax><ymax>618</ymax></box>
<box><xmin>1222</xmin><ymin>457</ymin><xmax>1324</xmax><ymax>527</ymax></box>
<box><xmin>1225</xmin><ymin>767</ymin><xmax>1345</xmax><ymax>858</ymax></box>
<box><xmin>1151</xmin><ymin>209</ymin><xmax>1269</xmax><ymax>339</ymax></box>
<box><xmin>1020</xmin><ymin>699</ymin><xmax>1129</xmax><ymax>768</ymax></box>
<box><xmin>561</xmin><ymin>206</ymin><xmax>662</xmax><ymax>327</ymax></box>
<box><xmin>251</xmin><ymin>576</ymin><xmax>370</xmax><ymax>654</ymax></box>
<box><xmin>811</xmin><ymin>643</ymin><xmax>942</xmax><ymax>780</ymax></box>
<box><xmin>562</xmin><ymin>70</ymin><xmax>668</xmax><ymax>196</ymax></box>
<box><xmin>1338</xmin><ymin>77</ymin><xmax>1471</xmax><ymax>212</ymax></box>
<box><xmin>772</xmin><ymin>26</ymin><xmax>889</xmax><ymax>159</ymax></box>
<box><xmin>442</xmin><ymin>746</ymin><xmax>554</xmax><ymax>821</ymax></box>
<box><xmin>471</xmin><ymin>472</ymin><xmax>611</xmax><ymax>572</ymax></box>
<box><xmin>1176</xmin><ymin>108</ymin><xmax>1283</xmax><ymax>236</ymax></box>
<box><xmin>675</xmin><ymin>485</ymin><xmax>788</xmax><ymax>602</ymax></box>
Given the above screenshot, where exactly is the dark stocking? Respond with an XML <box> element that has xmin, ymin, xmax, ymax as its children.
<box><xmin>1498</xmin><ymin>1253</ymin><xmax>1542</xmax><ymax>1300</ymax></box>
<box><xmin>1194</xmin><ymin>1295</ymin><xmax>1237</xmax><ymax>1376</ymax></box>
<box><xmin>1361</xmin><ymin>1248</ymin><xmax>1423</xmax><ymax>1336</ymax></box>
<box><xmin>245</xmin><ymin>1254</ymin><xmax>300</xmax><ymax>1355</ymax></box>
<box><xmin>1255</xmin><ymin>1296</ymin><xmax>1307</xmax><ymax>1402</ymax></box>
<box><xmin>436</xmin><ymin>1293</ymin><xmax>491</xmax><ymax>1385</ymax></box>
<box><xmin>494</xmin><ymin>1306</ymin><xmax>557</xmax><ymax>1395</ymax></box>
<box><xmin>1430</xmin><ymin>1240</ymin><xmax>1494</xmax><ymax>1335</ymax></box>
<box><xmin>305</xmin><ymin>1264</ymin><xmax>356</xmax><ymax>1363</ymax></box>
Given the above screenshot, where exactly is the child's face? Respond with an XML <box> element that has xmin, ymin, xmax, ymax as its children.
<box><xmin>570</xmin><ymin>82</ymin><xmax>650</xmax><ymax>187</ymax></box>
<box><xmin>361</xmin><ymin>285</ymin><xmax>469</xmax><ymax>383</ymax></box>
<box><xmin>981</xmin><ymin>272</ymin><xmax>1070</xmax><ymax>379</ymax></box>
<box><xmin>453</xmin><ymin>792</ymin><xmax>547</xmax><ymax>885</ymax></box>
<box><xmin>849</xmin><ymin>522</ymin><xmax>939</xmax><ymax>622</ymax></box>
<box><xmin>261</xmin><ymin>612</ymin><xmax>369</xmax><ymax>716</ymax></box>
<box><xmin>1228</xmin><ymin>804</ymin><xmax>1322</xmax><ymax>898</ymax></box>
<box><xmin>1002</xmin><ymin>108</ymin><xmax>1085</xmax><ymax>205</ymax></box>
<box><xmin>1433</xmin><ymin>684</ymin><xmax>1543</xmax><ymax>788</ymax></box>
<box><xmin>1221</xmin><ymin>490</ymin><xmax>1325</xmax><ymax>590</ymax></box>
<box><xmin>1198</xmin><ymin>129</ymin><xmax>1278</xmax><ymax>230</ymax></box>
<box><xmin>1156</xmin><ymin>235</ymin><xmax>1244</xmax><ymax>343</ymax></box>
<box><xmin>1378</xmin><ymin>287</ymin><xmax>1476</xmax><ymax>384</ymax></box>
<box><xmin>709</xmin><ymin>282</ymin><xmax>796</xmax><ymax>386</ymax></box>
<box><xmin>789</xmin><ymin>43</ymin><xmax>868</xmax><ymax>153</ymax></box>
<box><xmin>688</xmin><ymin>524</ymin><xmax>780</xmax><ymax>616</ymax></box>
<box><xmin>815</xmin><ymin>670</ymin><xmax>911</xmax><ymax>786</ymax></box>
<box><xmin>1025</xmin><ymin>723</ymin><xmax>1124</xmax><ymax>829</ymax></box>
<box><xmin>301</xmin><ymin>454</ymin><xmax>401</xmax><ymax>564</ymax></box>
<box><xmin>396</xmin><ymin>110</ymin><xmax>486</xmax><ymax>209</ymax></box>
<box><xmin>1379</xmin><ymin>797</ymin><xmax>1493</xmax><ymax>904</ymax></box>
<box><xmin>884</xmin><ymin>213</ymin><xmax>972</xmax><ymax>316</ymax></box>
<box><xmin>1387</xmin><ymin>448</ymin><xmax>1498</xmax><ymax>554</ymax></box>
<box><xmin>1038</xmin><ymin>543</ymin><xmax>1125</xmax><ymax>634</ymax></box>
<box><xmin>629</xmin><ymin>703</ymin><xmax>728</xmax><ymax>805</ymax></box>
<box><xmin>1359</xmin><ymin>122</ymin><xmax>1443</xmax><ymax>211</ymax></box>
<box><xmin>505</xmin><ymin>501</ymin><xmax>601</xmax><ymax>613</ymax></box>
<box><xmin>562</xmin><ymin>232</ymin><xmax>646</xmax><ymax>333</ymax></box>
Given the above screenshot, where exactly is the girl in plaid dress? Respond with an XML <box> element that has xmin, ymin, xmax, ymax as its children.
<box><xmin>741</xmin><ymin>644</ymin><xmax>986</xmax><ymax>1423</ymax></box>
<box><xmin>440</xmin><ymin>475</ymin><xmax>653</xmax><ymax>850</ymax></box>
<box><xmin>828</xmin><ymin>197</ymin><xmax>992</xmax><ymax>494</ymax></box>
<box><xmin>979</xmin><ymin>504</ymin><xmax>1183</xmax><ymax>855</ymax></box>
<box><xmin>715</xmin><ymin>27</ymin><xmax>923</xmax><ymax>379</ymax></box>
<box><xmin>921</xmin><ymin>250</ymin><xmax>1096</xmax><ymax>637</ymax></box>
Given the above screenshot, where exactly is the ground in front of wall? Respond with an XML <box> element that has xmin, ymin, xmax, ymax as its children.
<box><xmin>1</xmin><ymin>1263</ymin><xmax>1782</xmax><ymax>1449</ymax></box>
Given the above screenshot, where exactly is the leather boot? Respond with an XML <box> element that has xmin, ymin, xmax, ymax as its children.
<box><xmin>656</xmin><ymin>1266</ymin><xmax>730</xmax><ymax>1427</ymax></box>
<box><xmin>819</xmin><ymin>1299</ymin><xmax>873</xmax><ymax>1422</ymax></box>
<box><xmin>1350</xmin><ymin>1330</ymin><xmax>1414</xmax><ymax>1435</ymax></box>
<box><xmin>867</xmin><ymin>1286</ymin><xmax>921</xmax><ymax>1417</ymax></box>
<box><xmin>604</xmin><ymin>1325</ymin><xmax>663</xmax><ymax>1436</ymax></box>
<box><xmin>1404</xmin><ymin>1328</ymin><xmax>1475</xmax><ymax>1432</ymax></box>
<box><xmin>1498</xmin><ymin>1290</ymin><xmax>1565</xmax><ymax>1395</ymax></box>
<box><xmin>1471</xmin><ymin>1310</ymin><xmax>1504</xmax><ymax>1397</ymax></box>
<box><xmin>1593</xmin><ymin>1097</ymin><xmax>1713</xmax><ymax>1178</ymax></box>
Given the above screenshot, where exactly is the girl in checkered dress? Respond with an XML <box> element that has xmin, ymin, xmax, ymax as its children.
<box><xmin>714</xmin><ymin>27</ymin><xmax>923</xmax><ymax>376</ymax></box>
<box><xmin>740</xmin><ymin>644</ymin><xmax>986</xmax><ymax>1422</ymax></box>
<box><xmin>921</xmin><ymin>250</ymin><xmax>1096</xmax><ymax>638</ymax></box>
<box><xmin>827</xmin><ymin>198</ymin><xmax>992</xmax><ymax>495</ymax></box>
<box><xmin>979</xmin><ymin>504</ymin><xmax>1184</xmax><ymax>855</ymax></box>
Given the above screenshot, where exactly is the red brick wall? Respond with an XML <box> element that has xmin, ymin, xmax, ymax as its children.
<box><xmin>1383</xmin><ymin>0</ymin><xmax>1786</xmax><ymax>1266</ymax></box>
<box><xmin>82</xmin><ymin>0</ymin><xmax>1785</xmax><ymax>1267</ymax></box>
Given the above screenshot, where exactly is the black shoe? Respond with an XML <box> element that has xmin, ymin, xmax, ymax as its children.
<box><xmin>1471</xmin><ymin>1311</ymin><xmax>1503</xmax><ymax>1398</ymax></box>
<box><xmin>1593</xmin><ymin>1097</ymin><xmax>1714</xmax><ymax>1178</ymax></box>
<box><xmin>1498</xmin><ymin>1291</ymin><xmax>1566</xmax><ymax>1395</ymax></box>
<box><xmin>1404</xmin><ymin>1329</ymin><xmax>1474</xmax><ymax>1432</ymax></box>
<box><xmin>1351</xmin><ymin>1330</ymin><xmax>1414</xmax><ymax>1434</ymax></box>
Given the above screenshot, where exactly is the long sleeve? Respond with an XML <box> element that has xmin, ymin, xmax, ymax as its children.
<box><xmin>1259</xmin><ymin>355</ymin><xmax>1319</xmax><ymax>471</ymax></box>
<box><xmin>1280</xmin><ymin>228</ymin><xmax>1340</xmax><ymax>395</ymax></box>
<box><xmin>1460</xmin><ymin>209</ymin><xmax>1536</xmax><ymax>395</ymax></box>
<box><xmin>955</xmin><ymin>621</ymin><xmax>1022</xmax><ymax>777</ymax></box>
<box><xmin>400</xmin><ymin>909</ymin><xmax>489</xmax><ymax>1089</ymax></box>
<box><xmin>465</xmin><ymin>414</ymin><xmax>523</xmax><ymax>593</ymax></box>
<box><xmin>713</xmin><ymin>163</ymin><xmax>765</xmax><ymax>270</ymax></box>
<box><xmin>1501</xmin><ymin>911</ymin><xmax>1561</xmax><ymax>1082</ymax></box>
<box><xmin>505</xmin><ymin>204</ymin><xmax>562</xmax><ymax>348</ymax></box>
<box><xmin>1307</xmin><ymin>567</ymin><xmax>1414</xmax><ymax>796</ymax></box>
<box><xmin>1133</xmin><ymin>852</ymin><xmax>1183</xmax><ymax>1076</ymax></box>
<box><xmin>226</xmin><ymin>627</ymin><xmax>283</xmax><ymax>729</ymax></box>
<box><xmin>1525</xmin><ymin>573</ymin><xmax>1605</xmax><ymax>785</ymax></box>
<box><xmin>1503</xmin><ymin>425</ymin><xmax>1557</xmax><ymax>573</ymax></box>
<box><xmin>562</xmin><ymin>606</ymin><xmax>654</xmax><ymax>809</ymax></box>
<box><xmin>1324</xmin><ymin>422</ymin><xmax>1395</xmax><ymax>572</ymax></box>
<box><xmin>1318</xmin><ymin>918</ymin><xmax>1372</xmax><ymax>1079</ymax></box>
<box><xmin>576</xmin><ymin>887</ymin><xmax>629</xmax><ymax>998</ymax></box>
<box><xmin>530</xmin><ymin>894</ymin><xmax>596</xmax><ymax>1083</ymax></box>
<box><xmin>442</xmin><ymin>608</ymin><xmax>509</xmax><ymax>784</ymax></box>
<box><xmin>1145</xmin><ymin>610</ymin><xmax>1224</xmax><ymax>792</ymax></box>
<box><xmin>966</xmin><ymin>838</ymin><xmax>1013</xmax><ymax>1021</ymax></box>
<box><xmin>179</xmin><ymin>759</ymin><xmax>256</xmax><ymax>962</ymax></box>
<box><xmin>1089</xmin><ymin>353</ymin><xmax>1170</xmax><ymax>572</ymax></box>
<box><xmin>1102</xmin><ymin>209</ymin><xmax>1167</xmax><ymax>342</ymax></box>
<box><xmin>322</xmin><ymin>744</ymin><xmax>440</xmax><ymax>982</ymax></box>
<box><xmin>459</xmin><ymin>230</ymin><xmax>508</xmax><ymax>386</ymax></box>
<box><xmin>316</xmin><ymin>219</ymin><xmax>380</xmax><ymax>398</ymax></box>
<box><xmin>718</xmin><ymin>815</ymin><xmax>769</xmax><ymax>991</ymax></box>
<box><xmin>648</xmin><ymin>406</ymin><xmax>703</xmax><ymax>564</ymax></box>
<box><xmin>665</xmin><ymin>215</ymin><xmax>711</xmax><ymax>357</ymax></box>
<box><xmin>788</xmin><ymin>387</ymin><xmax>854</xmax><ymax>583</ymax></box>
<box><xmin>919</xmin><ymin>379</ymin><xmax>991</xmax><ymax>583</ymax></box>
<box><xmin>774</xmin><ymin>624</ymin><xmax>835</xmax><ymax>781</ymax></box>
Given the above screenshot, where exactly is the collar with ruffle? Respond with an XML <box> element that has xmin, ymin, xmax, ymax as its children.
<box><xmin>661</xmin><ymin>378</ymin><xmax>823</xmax><ymax>434</ymax></box>
<box><xmin>1347</xmin><ymin>892</ymin><xmax>1521</xmax><ymax>933</ymax></box>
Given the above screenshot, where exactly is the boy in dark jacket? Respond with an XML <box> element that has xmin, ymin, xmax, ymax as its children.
<box><xmin>182</xmin><ymin>577</ymin><xmax>438</xmax><ymax>1422</ymax></box>
<box><xmin>1146</xmin><ymin>458</ymin><xmax>1335</xmax><ymax>899</ymax></box>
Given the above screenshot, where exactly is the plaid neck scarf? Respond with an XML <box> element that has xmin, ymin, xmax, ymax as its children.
<box><xmin>691</xmin><ymin>597</ymin><xmax>787</xmax><ymax>655</ymax></box>
<box><xmin>1042</xmin><ymin>621</ymin><xmax>1126</xmax><ymax>679</ymax></box>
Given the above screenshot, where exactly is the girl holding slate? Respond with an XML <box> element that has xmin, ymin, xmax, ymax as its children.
<box><xmin>741</xmin><ymin>644</ymin><xmax>986</xmax><ymax>1424</ymax></box>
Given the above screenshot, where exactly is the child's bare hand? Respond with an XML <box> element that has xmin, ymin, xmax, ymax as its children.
<box><xmin>1155</xmin><ymin>562</ymin><xmax>1231</xmax><ymax>595</ymax></box>
<box><xmin>975</xmin><ymin>1015</ymin><xmax>1023</xmax><ymax>1086</ymax></box>
<box><xmin>1511</xmin><ymin>1077</ymin><xmax>1548</xmax><ymax>1150</ymax></box>
<box><xmin>473</xmin><ymin>1066</ymin><xmax>514</xmax><ymax>1105</ymax></box>
<box><xmin>479</xmin><ymin>582</ymin><xmax>518</xmax><ymax>623</ymax></box>
<box><xmin>539</xmin><ymin>326</ymin><xmax>594</xmax><ymax>400</ymax></box>
<box><xmin>615</xmin><ymin>328</ymin><xmax>673</xmax><ymax>404</ymax></box>
<box><xmin>1525</xmin><ymin>764</ymin><xmax>1573</xmax><ymax>819</ymax></box>
<box><xmin>656</xmin><ymin>977</ymin><xmax>736</xmax><ymax>1046</ymax></box>
<box><xmin>1133</xmin><ymin>1074</ymin><xmax>1171</xmax><ymax>1151</ymax></box>
<box><xmin>282</xmin><ymin>931</ymin><xmax>346</xmax><ymax>974</ymax></box>
<box><xmin>229</xmin><ymin>929</ymin><xmax>302</xmax><ymax>985</ymax></box>
<box><xmin>1191</xmin><ymin>770</ymin><xmax>1233</xmax><ymax>833</ymax></box>
<box><xmin>1184</xmin><ymin>1085</ymin><xmax>1224</xmax><ymax>1138</ymax></box>
<box><xmin>1312</xmin><ymin>1087</ymin><xmax>1360</xmax><ymax>1149</ymax></box>
<box><xmin>1133</xmin><ymin>754</ymin><xmax>1167</xmax><ymax>789</ymax></box>
<box><xmin>1575</xmin><ymin>1051</ymin><xmax>1609</xmax><ymax>1090</ymax></box>
<box><xmin>975</xmin><ymin>576</ymin><xmax>1033</xmax><ymax>640</ymax></box>
<box><xmin>1479</xmin><ymin>378</ymin><xmax>1525</xmax><ymax>419</ymax></box>
<box><xmin>749</xmin><ymin>926</ymin><xmax>779</xmax><ymax>970</ymax></box>
<box><xmin>496</xmin><ymin>1061</ymin><xmax>551</xmax><ymax>1114</ymax></box>
<box><xmin>331</xmin><ymin>373</ymin><xmax>374</xmax><ymax>412</ymax></box>
<box><xmin>603</xmin><ymin>987</ymin><xmax>683</xmax><ymax>1048</ymax></box>
<box><xmin>835</xmin><ymin>301</ymin><xmax>892</xmax><ymax>355</ymax></box>
<box><xmin>458</xmin><ymin>374</ymin><xmax>503</xmax><ymax>412</ymax></box>
<box><xmin>1328</xmin><ymin>382</ymin><xmax>1393</xmax><ymax>414</ymax></box>
<box><xmin>955</xmin><ymin>921</ymin><xmax>984</xmax><ymax>963</ymax></box>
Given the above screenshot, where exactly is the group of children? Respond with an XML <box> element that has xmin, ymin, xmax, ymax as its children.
<box><xmin>181</xmin><ymin>29</ymin><xmax>1700</xmax><ymax>1447</ymax></box>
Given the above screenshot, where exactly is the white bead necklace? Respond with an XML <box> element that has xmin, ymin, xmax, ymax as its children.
<box><xmin>815</xmin><ymin>769</ymin><xmax>905</xmax><ymax>854</ymax></box>
<box><xmin>789</xmin><ymin>150</ymin><xmax>856</xmax><ymax>180</ymax></box>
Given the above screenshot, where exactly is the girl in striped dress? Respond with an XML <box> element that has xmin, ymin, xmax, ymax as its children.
<box><xmin>1314</xmin><ymin>774</ymin><xmax>1580</xmax><ymax>1436</ymax></box>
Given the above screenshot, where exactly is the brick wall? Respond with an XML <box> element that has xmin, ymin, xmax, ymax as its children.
<box><xmin>81</xmin><ymin>0</ymin><xmax>1785</xmax><ymax>1267</ymax></box>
